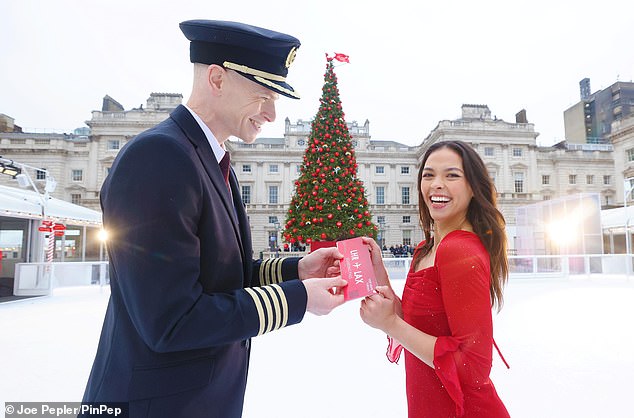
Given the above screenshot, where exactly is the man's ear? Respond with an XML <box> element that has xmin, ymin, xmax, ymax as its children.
<box><xmin>208</xmin><ymin>64</ymin><xmax>226</xmax><ymax>96</ymax></box>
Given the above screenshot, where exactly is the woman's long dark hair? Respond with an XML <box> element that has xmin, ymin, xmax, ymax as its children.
<box><xmin>413</xmin><ymin>140</ymin><xmax>508</xmax><ymax>310</ymax></box>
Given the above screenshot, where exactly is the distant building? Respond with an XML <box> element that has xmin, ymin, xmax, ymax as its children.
<box><xmin>564</xmin><ymin>78</ymin><xmax>634</xmax><ymax>144</ymax></box>
<box><xmin>3</xmin><ymin>92</ymin><xmax>634</xmax><ymax>254</ymax></box>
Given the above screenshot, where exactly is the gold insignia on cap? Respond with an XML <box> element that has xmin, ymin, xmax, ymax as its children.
<box><xmin>254</xmin><ymin>76</ymin><xmax>300</xmax><ymax>99</ymax></box>
<box><xmin>285</xmin><ymin>47</ymin><xmax>297</xmax><ymax>68</ymax></box>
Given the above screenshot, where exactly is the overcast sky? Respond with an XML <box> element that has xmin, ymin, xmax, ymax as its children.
<box><xmin>1</xmin><ymin>0</ymin><xmax>633</xmax><ymax>147</ymax></box>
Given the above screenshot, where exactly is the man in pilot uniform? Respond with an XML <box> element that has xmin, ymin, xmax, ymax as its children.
<box><xmin>81</xmin><ymin>20</ymin><xmax>347</xmax><ymax>418</ymax></box>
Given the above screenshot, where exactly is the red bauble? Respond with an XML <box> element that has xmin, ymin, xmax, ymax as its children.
<box><xmin>357</xmin><ymin>223</ymin><xmax>363</xmax><ymax>228</ymax></box>
<box><xmin>336</xmin><ymin>222</ymin><xmax>343</xmax><ymax>227</ymax></box>
<box><xmin>320</xmin><ymin>233</ymin><xmax>327</xmax><ymax>239</ymax></box>
<box><xmin>327</xmin><ymin>214</ymin><xmax>333</xmax><ymax>220</ymax></box>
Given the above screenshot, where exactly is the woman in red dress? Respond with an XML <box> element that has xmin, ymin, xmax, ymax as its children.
<box><xmin>360</xmin><ymin>140</ymin><xmax>510</xmax><ymax>417</ymax></box>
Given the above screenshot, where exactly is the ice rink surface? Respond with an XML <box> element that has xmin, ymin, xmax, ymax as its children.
<box><xmin>1</xmin><ymin>276</ymin><xmax>632</xmax><ymax>418</ymax></box>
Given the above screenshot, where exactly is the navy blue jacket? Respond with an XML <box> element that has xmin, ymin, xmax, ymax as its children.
<box><xmin>81</xmin><ymin>105</ymin><xmax>307</xmax><ymax>417</ymax></box>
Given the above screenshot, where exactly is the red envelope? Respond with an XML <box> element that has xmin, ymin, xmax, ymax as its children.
<box><xmin>336</xmin><ymin>237</ymin><xmax>377</xmax><ymax>301</ymax></box>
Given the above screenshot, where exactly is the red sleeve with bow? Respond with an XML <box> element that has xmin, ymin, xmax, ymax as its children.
<box><xmin>432</xmin><ymin>232</ymin><xmax>495</xmax><ymax>416</ymax></box>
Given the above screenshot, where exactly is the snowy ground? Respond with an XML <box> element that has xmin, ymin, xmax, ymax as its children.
<box><xmin>1</xmin><ymin>276</ymin><xmax>633</xmax><ymax>418</ymax></box>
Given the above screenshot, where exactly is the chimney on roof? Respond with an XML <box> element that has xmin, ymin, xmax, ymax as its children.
<box><xmin>102</xmin><ymin>95</ymin><xmax>124</xmax><ymax>112</ymax></box>
<box><xmin>515</xmin><ymin>109</ymin><xmax>528</xmax><ymax>124</ymax></box>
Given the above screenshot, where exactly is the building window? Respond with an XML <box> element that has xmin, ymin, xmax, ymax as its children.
<box><xmin>512</xmin><ymin>148</ymin><xmax>522</xmax><ymax>157</ymax></box>
<box><xmin>241</xmin><ymin>185</ymin><xmax>251</xmax><ymax>204</ymax></box>
<box><xmin>70</xmin><ymin>193</ymin><xmax>81</xmax><ymax>205</ymax></box>
<box><xmin>542</xmin><ymin>175</ymin><xmax>550</xmax><ymax>185</ymax></box>
<box><xmin>484</xmin><ymin>147</ymin><xmax>494</xmax><ymax>156</ymax></box>
<box><xmin>297</xmin><ymin>138</ymin><xmax>305</xmax><ymax>146</ymax></box>
<box><xmin>242</xmin><ymin>164</ymin><xmax>251</xmax><ymax>173</ymax></box>
<box><xmin>377</xmin><ymin>215</ymin><xmax>385</xmax><ymax>225</ymax></box>
<box><xmin>402</xmin><ymin>230</ymin><xmax>412</xmax><ymax>246</ymax></box>
<box><xmin>268</xmin><ymin>216</ymin><xmax>278</xmax><ymax>224</ymax></box>
<box><xmin>627</xmin><ymin>149</ymin><xmax>634</xmax><ymax>162</ymax></box>
<box><xmin>268</xmin><ymin>185</ymin><xmax>278</xmax><ymax>204</ymax></box>
<box><xmin>296</xmin><ymin>165</ymin><xmax>301</xmax><ymax>174</ymax></box>
<box><xmin>36</xmin><ymin>169</ymin><xmax>46</xmax><ymax>180</ymax></box>
<box><xmin>587</xmin><ymin>175</ymin><xmax>594</xmax><ymax>185</ymax></box>
<box><xmin>401</xmin><ymin>186</ymin><xmax>410</xmax><ymax>204</ymax></box>
<box><xmin>514</xmin><ymin>172</ymin><xmax>524</xmax><ymax>193</ymax></box>
<box><xmin>376</xmin><ymin>186</ymin><xmax>385</xmax><ymax>204</ymax></box>
<box><xmin>269</xmin><ymin>164</ymin><xmax>279</xmax><ymax>174</ymax></box>
<box><xmin>603</xmin><ymin>175</ymin><xmax>611</xmax><ymax>185</ymax></box>
<box><xmin>402</xmin><ymin>216</ymin><xmax>411</xmax><ymax>223</ymax></box>
<box><xmin>543</xmin><ymin>195</ymin><xmax>552</xmax><ymax>200</ymax></box>
<box><xmin>71</xmin><ymin>169</ymin><xmax>83</xmax><ymax>182</ymax></box>
<box><xmin>488</xmin><ymin>170</ymin><xmax>496</xmax><ymax>184</ymax></box>
<box><xmin>375</xmin><ymin>166</ymin><xmax>385</xmax><ymax>174</ymax></box>
<box><xmin>401</xmin><ymin>166</ymin><xmax>410</xmax><ymax>175</ymax></box>
<box><xmin>569</xmin><ymin>174</ymin><xmax>577</xmax><ymax>185</ymax></box>
<box><xmin>107</xmin><ymin>140</ymin><xmax>120</xmax><ymax>150</ymax></box>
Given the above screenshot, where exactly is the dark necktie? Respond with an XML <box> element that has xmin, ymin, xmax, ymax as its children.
<box><xmin>219</xmin><ymin>152</ymin><xmax>231</xmax><ymax>187</ymax></box>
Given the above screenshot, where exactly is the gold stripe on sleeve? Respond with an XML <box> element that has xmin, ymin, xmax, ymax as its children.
<box><xmin>244</xmin><ymin>287</ymin><xmax>266</xmax><ymax>336</ymax></box>
<box><xmin>252</xmin><ymin>287</ymin><xmax>274</xmax><ymax>334</ymax></box>
<box><xmin>275</xmin><ymin>258</ymin><xmax>283</xmax><ymax>283</ymax></box>
<box><xmin>261</xmin><ymin>286</ymin><xmax>282</xmax><ymax>331</ymax></box>
<box><xmin>270</xmin><ymin>284</ymin><xmax>289</xmax><ymax>329</ymax></box>
<box><xmin>259</xmin><ymin>259</ymin><xmax>268</xmax><ymax>286</ymax></box>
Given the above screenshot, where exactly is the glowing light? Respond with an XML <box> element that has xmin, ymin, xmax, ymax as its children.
<box><xmin>97</xmin><ymin>229</ymin><xmax>109</xmax><ymax>242</ymax></box>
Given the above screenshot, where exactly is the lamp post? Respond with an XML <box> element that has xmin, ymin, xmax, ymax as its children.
<box><xmin>0</xmin><ymin>157</ymin><xmax>57</xmax><ymax>262</ymax></box>
<box><xmin>273</xmin><ymin>221</ymin><xmax>281</xmax><ymax>256</ymax></box>
<box><xmin>378</xmin><ymin>219</ymin><xmax>386</xmax><ymax>249</ymax></box>
<box><xmin>624</xmin><ymin>178</ymin><xmax>634</xmax><ymax>275</ymax></box>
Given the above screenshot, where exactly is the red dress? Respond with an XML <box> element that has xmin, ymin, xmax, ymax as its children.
<box><xmin>389</xmin><ymin>230</ymin><xmax>509</xmax><ymax>418</ymax></box>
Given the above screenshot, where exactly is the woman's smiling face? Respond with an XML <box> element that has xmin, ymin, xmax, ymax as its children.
<box><xmin>420</xmin><ymin>147</ymin><xmax>473</xmax><ymax>227</ymax></box>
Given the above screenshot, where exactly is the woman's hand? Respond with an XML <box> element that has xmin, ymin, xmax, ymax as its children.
<box><xmin>360</xmin><ymin>237</ymin><xmax>390</xmax><ymax>287</ymax></box>
<box><xmin>360</xmin><ymin>286</ymin><xmax>401</xmax><ymax>334</ymax></box>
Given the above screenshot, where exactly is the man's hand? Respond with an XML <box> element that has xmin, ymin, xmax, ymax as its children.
<box><xmin>303</xmin><ymin>276</ymin><xmax>347</xmax><ymax>316</ymax></box>
<box><xmin>298</xmin><ymin>247</ymin><xmax>343</xmax><ymax>280</ymax></box>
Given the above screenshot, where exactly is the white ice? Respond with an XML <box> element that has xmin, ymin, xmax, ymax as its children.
<box><xmin>1</xmin><ymin>276</ymin><xmax>633</xmax><ymax>418</ymax></box>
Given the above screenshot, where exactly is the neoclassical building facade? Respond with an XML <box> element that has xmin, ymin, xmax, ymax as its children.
<box><xmin>2</xmin><ymin>94</ymin><xmax>634</xmax><ymax>254</ymax></box>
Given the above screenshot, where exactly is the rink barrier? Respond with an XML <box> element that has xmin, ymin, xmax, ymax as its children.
<box><xmin>10</xmin><ymin>253</ymin><xmax>634</xmax><ymax>297</ymax></box>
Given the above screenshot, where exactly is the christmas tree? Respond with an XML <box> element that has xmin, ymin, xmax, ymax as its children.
<box><xmin>283</xmin><ymin>55</ymin><xmax>377</xmax><ymax>249</ymax></box>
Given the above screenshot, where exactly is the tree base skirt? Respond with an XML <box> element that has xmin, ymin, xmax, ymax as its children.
<box><xmin>309</xmin><ymin>240</ymin><xmax>336</xmax><ymax>253</ymax></box>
